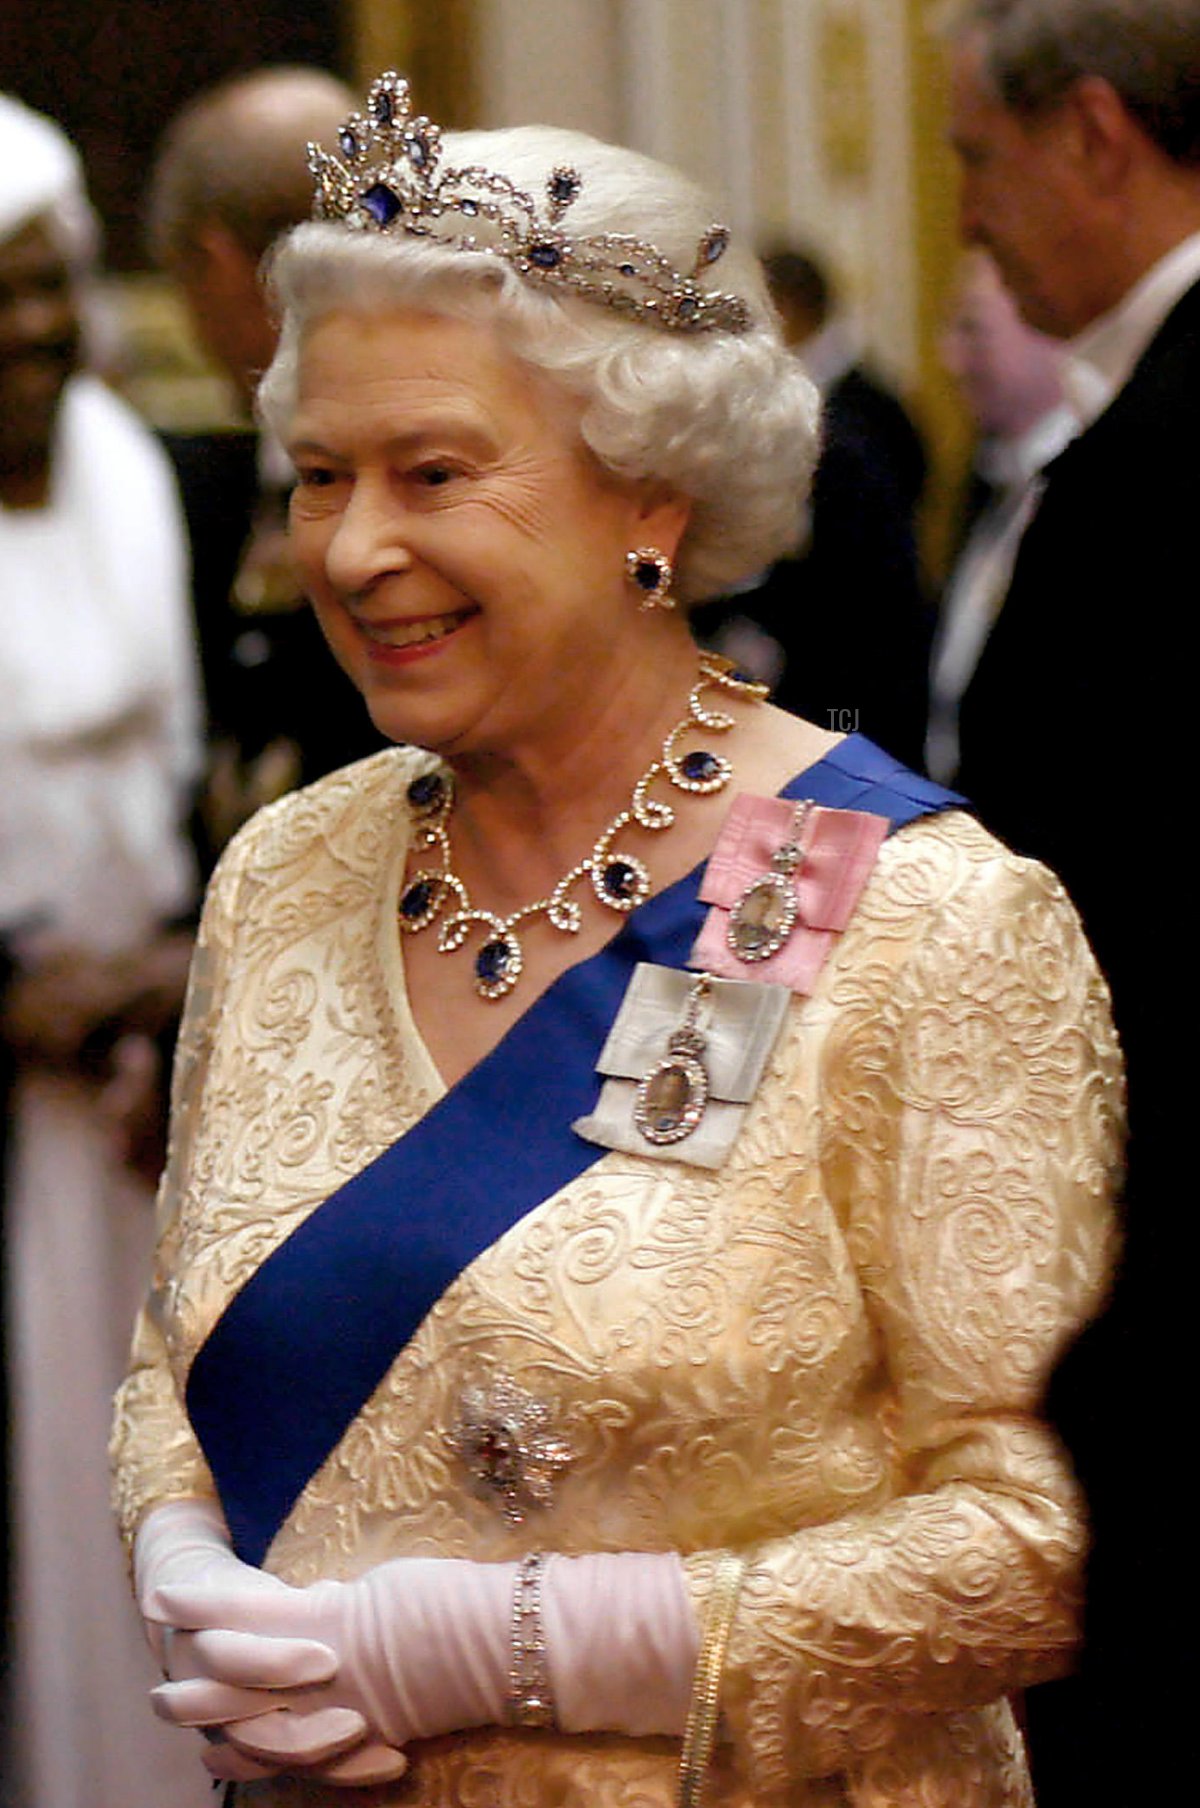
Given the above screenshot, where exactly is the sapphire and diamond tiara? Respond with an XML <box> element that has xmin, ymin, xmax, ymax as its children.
<box><xmin>307</xmin><ymin>71</ymin><xmax>752</xmax><ymax>336</ymax></box>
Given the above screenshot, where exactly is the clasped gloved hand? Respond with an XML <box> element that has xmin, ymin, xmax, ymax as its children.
<box><xmin>134</xmin><ymin>1499</ymin><xmax>408</xmax><ymax>1786</ymax></box>
<box><xmin>141</xmin><ymin>1499</ymin><xmax>701</xmax><ymax>1781</ymax></box>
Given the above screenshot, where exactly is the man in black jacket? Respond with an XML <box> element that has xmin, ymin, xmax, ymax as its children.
<box><xmin>946</xmin><ymin>4</ymin><xmax>1200</xmax><ymax>1801</ymax></box>
<box><xmin>694</xmin><ymin>245</ymin><xmax>931</xmax><ymax>765</ymax></box>
<box><xmin>150</xmin><ymin>66</ymin><xmax>384</xmax><ymax>868</ymax></box>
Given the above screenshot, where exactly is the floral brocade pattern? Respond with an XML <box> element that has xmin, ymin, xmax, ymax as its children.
<box><xmin>110</xmin><ymin>750</ymin><xmax>1122</xmax><ymax>1808</ymax></box>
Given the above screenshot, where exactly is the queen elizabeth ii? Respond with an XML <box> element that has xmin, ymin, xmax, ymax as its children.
<box><xmin>112</xmin><ymin>74</ymin><xmax>1121</xmax><ymax>1808</ymax></box>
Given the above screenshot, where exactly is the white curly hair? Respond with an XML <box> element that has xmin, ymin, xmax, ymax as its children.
<box><xmin>257</xmin><ymin>122</ymin><xmax>819</xmax><ymax>608</ymax></box>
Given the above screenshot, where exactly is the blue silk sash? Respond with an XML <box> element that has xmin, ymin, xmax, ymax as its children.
<box><xmin>187</xmin><ymin>738</ymin><xmax>962</xmax><ymax>1562</ymax></box>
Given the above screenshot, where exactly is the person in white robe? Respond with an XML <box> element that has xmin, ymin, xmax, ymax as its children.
<box><xmin>0</xmin><ymin>91</ymin><xmax>211</xmax><ymax>1808</ymax></box>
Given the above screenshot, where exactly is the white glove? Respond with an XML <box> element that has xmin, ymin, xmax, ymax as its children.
<box><xmin>542</xmin><ymin>1552</ymin><xmax>699</xmax><ymax>1737</ymax></box>
<box><xmin>151</xmin><ymin>1549</ymin><xmax>699</xmax><ymax>1765</ymax></box>
<box><xmin>136</xmin><ymin>1499</ymin><xmax>407</xmax><ymax>1785</ymax></box>
<box><xmin>135</xmin><ymin>1499</ymin><xmax>333</xmax><ymax>1678</ymax></box>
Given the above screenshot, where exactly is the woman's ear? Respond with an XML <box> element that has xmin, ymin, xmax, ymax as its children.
<box><xmin>635</xmin><ymin>485</ymin><xmax>693</xmax><ymax>563</ymax></box>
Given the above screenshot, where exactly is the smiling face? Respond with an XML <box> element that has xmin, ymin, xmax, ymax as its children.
<box><xmin>286</xmin><ymin>306</ymin><xmax>687</xmax><ymax>761</ymax></box>
<box><xmin>0</xmin><ymin>216</ymin><xmax>81</xmax><ymax>499</ymax></box>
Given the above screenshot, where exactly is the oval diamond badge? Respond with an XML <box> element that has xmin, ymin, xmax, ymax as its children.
<box><xmin>634</xmin><ymin>1050</ymin><xmax>709</xmax><ymax>1145</ymax></box>
<box><xmin>727</xmin><ymin>871</ymin><xmax>798</xmax><ymax>962</ymax></box>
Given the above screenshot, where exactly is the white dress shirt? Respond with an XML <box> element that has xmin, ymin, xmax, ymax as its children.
<box><xmin>1064</xmin><ymin>229</ymin><xmax>1200</xmax><ymax>427</ymax></box>
<box><xmin>928</xmin><ymin>232</ymin><xmax>1200</xmax><ymax>784</ymax></box>
<box><xmin>926</xmin><ymin>405</ymin><xmax>1080</xmax><ymax>784</ymax></box>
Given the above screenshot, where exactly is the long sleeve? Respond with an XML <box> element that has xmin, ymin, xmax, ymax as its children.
<box><xmin>104</xmin><ymin>773</ymin><xmax>1122</xmax><ymax>1806</ymax></box>
<box><xmin>684</xmin><ymin>847</ymin><xmax>1122</xmax><ymax>1796</ymax></box>
<box><xmin>110</xmin><ymin>825</ymin><xmax>252</xmax><ymax>1547</ymax></box>
<box><xmin>145</xmin><ymin>428</ymin><xmax>206</xmax><ymax>806</ymax></box>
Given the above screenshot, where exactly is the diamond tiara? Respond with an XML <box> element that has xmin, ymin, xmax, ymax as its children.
<box><xmin>306</xmin><ymin>71</ymin><xmax>753</xmax><ymax>336</ymax></box>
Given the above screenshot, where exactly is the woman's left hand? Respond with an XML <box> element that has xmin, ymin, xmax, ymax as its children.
<box><xmin>151</xmin><ymin>1557</ymin><xmax>514</xmax><ymax>1763</ymax></box>
<box><xmin>153</xmin><ymin>1548</ymin><xmax>700</xmax><ymax>1765</ymax></box>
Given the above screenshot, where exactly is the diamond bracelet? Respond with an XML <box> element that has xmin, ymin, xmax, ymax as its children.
<box><xmin>507</xmin><ymin>1551</ymin><xmax>557</xmax><ymax>1729</ymax></box>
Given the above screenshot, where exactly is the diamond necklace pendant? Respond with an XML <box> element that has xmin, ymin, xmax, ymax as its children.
<box><xmin>397</xmin><ymin>654</ymin><xmax>766</xmax><ymax>1000</ymax></box>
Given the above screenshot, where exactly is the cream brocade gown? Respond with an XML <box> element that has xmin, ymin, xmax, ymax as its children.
<box><xmin>111</xmin><ymin>748</ymin><xmax>1122</xmax><ymax>1807</ymax></box>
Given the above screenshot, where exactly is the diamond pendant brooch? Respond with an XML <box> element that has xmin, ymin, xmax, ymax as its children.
<box><xmin>726</xmin><ymin>800</ymin><xmax>812</xmax><ymax>963</ymax></box>
<box><xmin>448</xmin><ymin>1372</ymin><xmax>575</xmax><ymax>1522</ymax></box>
<box><xmin>633</xmin><ymin>973</ymin><xmax>712</xmax><ymax>1145</ymax></box>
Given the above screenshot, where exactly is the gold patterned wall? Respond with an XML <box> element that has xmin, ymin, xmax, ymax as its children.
<box><xmin>905</xmin><ymin>0</ymin><xmax>973</xmax><ymax>575</ymax></box>
<box><xmin>350</xmin><ymin>0</ymin><xmax>478</xmax><ymax>125</ymax></box>
<box><xmin>817</xmin><ymin>5</ymin><xmax>872</xmax><ymax>182</ymax></box>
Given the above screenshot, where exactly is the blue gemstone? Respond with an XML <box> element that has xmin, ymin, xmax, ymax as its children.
<box><xmin>406</xmin><ymin>771</ymin><xmax>446</xmax><ymax>813</ymax></box>
<box><xmin>700</xmin><ymin>228</ymin><xmax>729</xmax><ymax>264</ymax></box>
<box><xmin>460</xmin><ymin>197</ymin><xmax>479</xmax><ymax>216</ymax></box>
<box><xmin>400</xmin><ymin>879</ymin><xmax>436</xmax><ymax>921</ymax></box>
<box><xmin>633</xmin><ymin>559</ymin><xmax>663</xmax><ymax>594</ymax></box>
<box><xmin>476</xmin><ymin>939</ymin><xmax>513</xmax><ymax>984</ymax></box>
<box><xmin>362</xmin><ymin>183</ymin><xmax>402</xmax><ymax>226</ymax></box>
<box><xmin>339</xmin><ymin>126</ymin><xmax>359</xmax><ymax>158</ymax></box>
<box><xmin>603</xmin><ymin>860</ymin><xmax>639</xmax><ymax>900</ymax></box>
<box><xmin>549</xmin><ymin>169</ymin><xmax>581</xmax><ymax>204</ymax></box>
<box><xmin>373</xmin><ymin>91</ymin><xmax>395</xmax><ymax>126</ymax></box>
<box><xmin>405</xmin><ymin>132</ymin><xmax>431</xmax><ymax>169</ymax></box>
<box><xmin>675</xmin><ymin>293</ymin><xmax>700</xmax><ymax>321</ymax></box>
<box><xmin>528</xmin><ymin>241</ymin><xmax>563</xmax><ymax>269</ymax></box>
<box><xmin>681</xmin><ymin>749</ymin><xmax>720</xmax><ymax>783</ymax></box>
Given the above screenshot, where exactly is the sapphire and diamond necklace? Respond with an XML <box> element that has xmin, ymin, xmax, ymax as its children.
<box><xmin>398</xmin><ymin>653</ymin><xmax>767</xmax><ymax>1000</ymax></box>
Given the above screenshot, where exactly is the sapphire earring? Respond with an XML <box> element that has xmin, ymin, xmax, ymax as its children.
<box><xmin>626</xmin><ymin>547</ymin><xmax>675</xmax><ymax>610</ymax></box>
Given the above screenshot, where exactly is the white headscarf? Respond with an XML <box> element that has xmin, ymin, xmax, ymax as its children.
<box><xmin>0</xmin><ymin>91</ymin><xmax>98</xmax><ymax>263</ymax></box>
<box><xmin>0</xmin><ymin>95</ymin><xmax>201</xmax><ymax>954</ymax></box>
<box><xmin>0</xmin><ymin>376</ymin><xmax>203</xmax><ymax>952</ymax></box>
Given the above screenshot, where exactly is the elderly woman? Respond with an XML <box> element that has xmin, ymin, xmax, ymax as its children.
<box><xmin>112</xmin><ymin>75</ymin><xmax>1121</xmax><ymax>1808</ymax></box>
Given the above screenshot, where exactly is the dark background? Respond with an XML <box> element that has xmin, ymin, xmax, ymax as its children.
<box><xmin>1</xmin><ymin>1</ymin><xmax>345</xmax><ymax>269</ymax></box>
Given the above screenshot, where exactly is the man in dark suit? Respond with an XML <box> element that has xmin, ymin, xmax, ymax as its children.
<box><xmin>150</xmin><ymin>66</ymin><xmax>384</xmax><ymax>868</ymax></box>
<box><xmin>927</xmin><ymin>248</ymin><xmax>1077</xmax><ymax>784</ymax></box>
<box><xmin>946</xmin><ymin>4</ymin><xmax>1200</xmax><ymax>1801</ymax></box>
<box><xmin>764</xmin><ymin>246</ymin><xmax>928</xmax><ymax>524</ymax></box>
<box><xmin>694</xmin><ymin>245</ymin><xmax>931</xmax><ymax>765</ymax></box>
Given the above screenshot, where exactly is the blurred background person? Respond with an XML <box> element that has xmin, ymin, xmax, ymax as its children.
<box><xmin>925</xmin><ymin>248</ymin><xmax>1077</xmax><ymax>783</ymax></box>
<box><xmin>693</xmin><ymin>242</ymin><xmax>931</xmax><ymax>766</ymax></box>
<box><xmin>946</xmin><ymin>2</ymin><xmax>1200</xmax><ymax>1800</ymax></box>
<box><xmin>0</xmin><ymin>92</ymin><xmax>208</xmax><ymax>1808</ymax></box>
<box><xmin>148</xmin><ymin>66</ymin><xmax>382</xmax><ymax>870</ymax></box>
<box><xmin>766</xmin><ymin>243</ymin><xmax>928</xmax><ymax>527</ymax></box>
